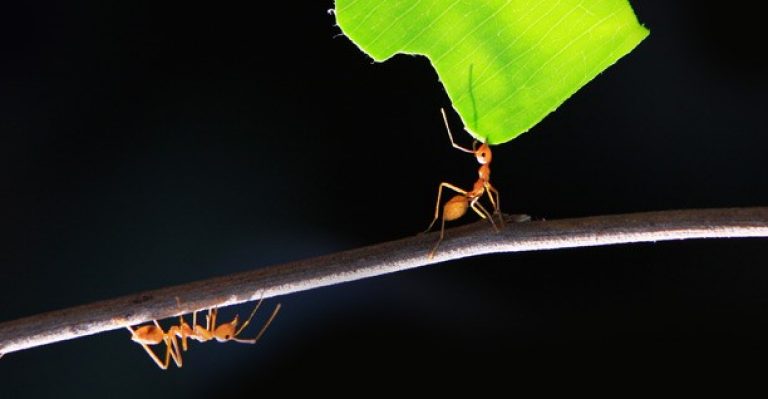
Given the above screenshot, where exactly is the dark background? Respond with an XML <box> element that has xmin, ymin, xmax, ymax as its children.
<box><xmin>1</xmin><ymin>1</ymin><xmax>767</xmax><ymax>395</ymax></box>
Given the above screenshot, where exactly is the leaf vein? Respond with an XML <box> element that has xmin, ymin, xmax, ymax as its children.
<box><xmin>499</xmin><ymin>10</ymin><xmax>620</xmax><ymax>127</ymax></box>
<box><xmin>366</xmin><ymin>0</ymin><xmax>424</xmax><ymax>50</ymax></box>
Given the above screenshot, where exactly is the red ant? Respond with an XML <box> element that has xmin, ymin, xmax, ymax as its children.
<box><xmin>424</xmin><ymin>108</ymin><xmax>503</xmax><ymax>257</ymax></box>
<box><xmin>126</xmin><ymin>299</ymin><xmax>281</xmax><ymax>369</ymax></box>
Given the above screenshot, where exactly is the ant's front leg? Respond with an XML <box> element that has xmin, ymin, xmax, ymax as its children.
<box><xmin>441</xmin><ymin>108</ymin><xmax>475</xmax><ymax>154</ymax></box>
<box><xmin>233</xmin><ymin>302</ymin><xmax>283</xmax><ymax>344</ymax></box>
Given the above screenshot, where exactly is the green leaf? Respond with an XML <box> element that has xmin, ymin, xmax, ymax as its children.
<box><xmin>335</xmin><ymin>0</ymin><xmax>648</xmax><ymax>144</ymax></box>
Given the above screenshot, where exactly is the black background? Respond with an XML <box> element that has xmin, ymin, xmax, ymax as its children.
<box><xmin>1</xmin><ymin>1</ymin><xmax>767</xmax><ymax>395</ymax></box>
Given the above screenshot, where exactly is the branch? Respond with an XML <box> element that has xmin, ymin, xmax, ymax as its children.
<box><xmin>1</xmin><ymin>207</ymin><xmax>767</xmax><ymax>356</ymax></box>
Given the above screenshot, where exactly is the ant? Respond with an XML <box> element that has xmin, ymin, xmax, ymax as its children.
<box><xmin>126</xmin><ymin>299</ymin><xmax>281</xmax><ymax>370</ymax></box>
<box><xmin>424</xmin><ymin>108</ymin><xmax>503</xmax><ymax>257</ymax></box>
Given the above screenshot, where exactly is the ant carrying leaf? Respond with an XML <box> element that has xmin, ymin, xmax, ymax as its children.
<box><xmin>425</xmin><ymin>108</ymin><xmax>504</xmax><ymax>258</ymax></box>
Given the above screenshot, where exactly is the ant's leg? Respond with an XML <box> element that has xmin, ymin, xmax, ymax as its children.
<box><xmin>145</xmin><ymin>341</ymin><xmax>172</xmax><ymax>370</ymax></box>
<box><xmin>126</xmin><ymin>326</ymin><xmax>171</xmax><ymax>370</ymax></box>
<box><xmin>425</xmin><ymin>182</ymin><xmax>467</xmax><ymax>233</ymax></box>
<box><xmin>235</xmin><ymin>298</ymin><xmax>264</xmax><ymax>337</ymax></box>
<box><xmin>485</xmin><ymin>183</ymin><xmax>504</xmax><ymax>228</ymax></box>
<box><xmin>183</xmin><ymin>310</ymin><xmax>198</xmax><ymax>348</ymax></box>
<box><xmin>210</xmin><ymin>308</ymin><xmax>218</xmax><ymax>332</ymax></box>
<box><xmin>428</xmin><ymin>215</ymin><xmax>448</xmax><ymax>258</ymax></box>
<box><xmin>192</xmin><ymin>309</ymin><xmax>211</xmax><ymax>342</ymax></box>
<box><xmin>469</xmin><ymin>203</ymin><xmax>488</xmax><ymax>219</ymax></box>
<box><xmin>470</xmin><ymin>198</ymin><xmax>498</xmax><ymax>231</ymax></box>
<box><xmin>167</xmin><ymin>333</ymin><xmax>183</xmax><ymax>368</ymax></box>
<box><xmin>430</xmin><ymin>192</ymin><xmax>470</xmax><ymax>258</ymax></box>
<box><xmin>205</xmin><ymin>308</ymin><xmax>213</xmax><ymax>331</ymax></box>
<box><xmin>471</xmin><ymin>199</ymin><xmax>495</xmax><ymax>225</ymax></box>
<box><xmin>484</xmin><ymin>183</ymin><xmax>500</xmax><ymax>213</ymax></box>
<box><xmin>153</xmin><ymin>320</ymin><xmax>182</xmax><ymax>368</ymax></box>
<box><xmin>234</xmin><ymin>303</ymin><xmax>282</xmax><ymax>344</ymax></box>
<box><xmin>168</xmin><ymin>324</ymin><xmax>183</xmax><ymax>352</ymax></box>
<box><xmin>186</xmin><ymin>309</ymin><xmax>213</xmax><ymax>343</ymax></box>
<box><xmin>177</xmin><ymin>316</ymin><xmax>189</xmax><ymax>352</ymax></box>
<box><xmin>441</xmin><ymin>108</ymin><xmax>475</xmax><ymax>154</ymax></box>
<box><xmin>173</xmin><ymin>297</ymin><xmax>190</xmax><ymax>352</ymax></box>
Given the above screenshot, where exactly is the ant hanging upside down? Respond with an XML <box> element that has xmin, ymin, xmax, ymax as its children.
<box><xmin>424</xmin><ymin>108</ymin><xmax>505</xmax><ymax>258</ymax></box>
<box><xmin>126</xmin><ymin>299</ymin><xmax>281</xmax><ymax>370</ymax></box>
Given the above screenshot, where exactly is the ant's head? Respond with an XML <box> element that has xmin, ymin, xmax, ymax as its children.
<box><xmin>210</xmin><ymin>313</ymin><xmax>240</xmax><ymax>342</ymax></box>
<box><xmin>213</xmin><ymin>320</ymin><xmax>238</xmax><ymax>342</ymax></box>
<box><xmin>474</xmin><ymin>142</ymin><xmax>492</xmax><ymax>164</ymax></box>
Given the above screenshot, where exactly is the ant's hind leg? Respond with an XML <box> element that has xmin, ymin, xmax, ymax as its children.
<box><xmin>143</xmin><ymin>342</ymin><xmax>172</xmax><ymax>370</ymax></box>
<box><xmin>429</xmin><ymin>194</ymin><xmax>470</xmax><ymax>259</ymax></box>
<box><xmin>424</xmin><ymin>182</ymin><xmax>467</xmax><ymax>233</ymax></box>
<box><xmin>428</xmin><ymin>215</ymin><xmax>448</xmax><ymax>259</ymax></box>
<box><xmin>126</xmin><ymin>326</ymin><xmax>172</xmax><ymax>370</ymax></box>
<box><xmin>167</xmin><ymin>334</ymin><xmax>183</xmax><ymax>368</ymax></box>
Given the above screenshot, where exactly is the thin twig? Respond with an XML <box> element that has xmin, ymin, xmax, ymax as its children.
<box><xmin>1</xmin><ymin>207</ymin><xmax>767</xmax><ymax>356</ymax></box>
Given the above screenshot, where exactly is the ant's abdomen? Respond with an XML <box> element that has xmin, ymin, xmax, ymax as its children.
<box><xmin>443</xmin><ymin>195</ymin><xmax>469</xmax><ymax>221</ymax></box>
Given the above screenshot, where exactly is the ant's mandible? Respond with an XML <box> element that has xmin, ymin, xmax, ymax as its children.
<box><xmin>424</xmin><ymin>108</ymin><xmax>503</xmax><ymax>258</ymax></box>
<box><xmin>126</xmin><ymin>299</ymin><xmax>281</xmax><ymax>370</ymax></box>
